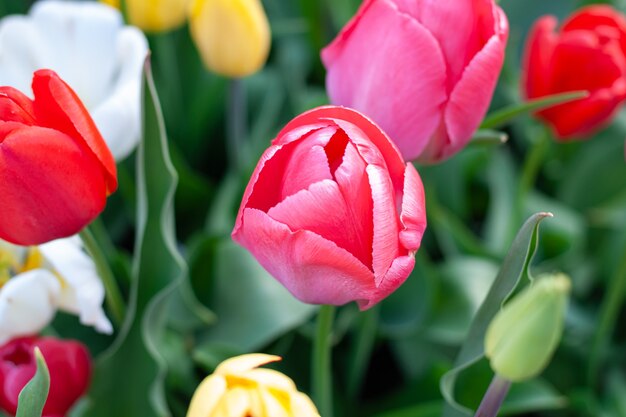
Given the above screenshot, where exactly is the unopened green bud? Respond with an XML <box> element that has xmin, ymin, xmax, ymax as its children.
<box><xmin>485</xmin><ymin>274</ymin><xmax>570</xmax><ymax>382</ymax></box>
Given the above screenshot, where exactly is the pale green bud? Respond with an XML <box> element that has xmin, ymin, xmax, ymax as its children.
<box><xmin>485</xmin><ymin>274</ymin><xmax>570</xmax><ymax>382</ymax></box>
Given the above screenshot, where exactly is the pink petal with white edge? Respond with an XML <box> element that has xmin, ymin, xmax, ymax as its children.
<box><xmin>267</xmin><ymin>179</ymin><xmax>370</xmax><ymax>266</ymax></box>
<box><xmin>234</xmin><ymin>208</ymin><xmax>375</xmax><ymax>306</ymax></box>
<box><xmin>399</xmin><ymin>164</ymin><xmax>427</xmax><ymax>253</ymax></box>
<box><xmin>358</xmin><ymin>255</ymin><xmax>416</xmax><ymax>310</ymax></box>
<box><xmin>429</xmin><ymin>8</ymin><xmax>508</xmax><ymax>163</ymax></box>
<box><xmin>333</xmin><ymin>140</ymin><xmax>374</xmax><ymax>268</ymax></box>
<box><xmin>367</xmin><ymin>164</ymin><xmax>400</xmax><ymax>285</ymax></box>
<box><xmin>322</xmin><ymin>0</ymin><xmax>447</xmax><ymax>161</ymax></box>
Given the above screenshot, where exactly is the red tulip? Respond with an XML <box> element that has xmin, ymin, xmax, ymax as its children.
<box><xmin>0</xmin><ymin>69</ymin><xmax>117</xmax><ymax>245</ymax></box>
<box><xmin>0</xmin><ymin>336</ymin><xmax>91</xmax><ymax>417</ymax></box>
<box><xmin>523</xmin><ymin>6</ymin><xmax>626</xmax><ymax>139</ymax></box>
<box><xmin>232</xmin><ymin>106</ymin><xmax>427</xmax><ymax>309</ymax></box>
<box><xmin>321</xmin><ymin>0</ymin><xmax>508</xmax><ymax>163</ymax></box>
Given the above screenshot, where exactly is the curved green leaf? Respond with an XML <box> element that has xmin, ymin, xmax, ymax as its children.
<box><xmin>16</xmin><ymin>348</ymin><xmax>49</xmax><ymax>417</ymax></box>
<box><xmin>84</xmin><ymin>58</ymin><xmax>213</xmax><ymax>417</ymax></box>
<box><xmin>440</xmin><ymin>212</ymin><xmax>552</xmax><ymax>417</ymax></box>
<box><xmin>480</xmin><ymin>91</ymin><xmax>588</xmax><ymax>130</ymax></box>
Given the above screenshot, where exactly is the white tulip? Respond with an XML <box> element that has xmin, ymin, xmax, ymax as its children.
<box><xmin>0</xmin><ymin>237</ymin><xmax>113</xmax><ymax>342</ymax></box>
<box><xmin>0</xmin><ymin>0</ymin><xmax>149</xmax><ymax>160</ymax></box>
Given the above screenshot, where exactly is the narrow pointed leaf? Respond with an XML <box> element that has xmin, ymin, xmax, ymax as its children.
<box><xmin>480</xmin><ymin>91</ymin><xmax>588</xmax><ymax>130</ymax></box>
<box><xmin>16</xmin><ymin>348</ymin><xmax>50</xmax><ymax>417</ymax></box>
<box><xmin>440</xmin><ymin>212</ymin><xmax>553</xmax><ymax>417</ymax></box>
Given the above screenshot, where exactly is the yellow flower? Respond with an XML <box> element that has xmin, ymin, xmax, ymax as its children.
<box><xmin>102</xmin><ymin>0</ymin><xmax>189</xmax><ymax>32</ymax></box>
<box><xmin>189</xmin><ymin>0</ymin><xmax>271</xmax><ymax>77</ymax></box>
<box><xmin>187</xmin><ymin>354</ymin><xmax>320</xmax><ymax>417</ymax></box>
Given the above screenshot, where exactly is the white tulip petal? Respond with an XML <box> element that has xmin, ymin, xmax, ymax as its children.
<box><xmin>0</xmin><ymin>0</ymin><xmax>148</xmax><ymax>160</ymax></box>
<box><xmin>0</xmin><ymin>269</ymin><xmax>61</xmax><ymax>344</ymax></box>
<box><xmin>39</xmin><ymin>237</ymin><xmax>113</xmax><ymax>334</ymax></box>
<box><xmin>92</xmin><ymin>26</ymin><xmax>148</xmax><ymax>160</ymax></box>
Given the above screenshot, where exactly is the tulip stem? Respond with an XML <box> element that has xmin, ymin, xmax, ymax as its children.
<box><xmin>227</xmin><ymin>78</ymin><xmax>247</xmax><ymax>171</ymax></box>
<box><xmin>312</xmin><ymin>305</ymin><xmax>335</xmax><ymax>417</ymax></box>
<box><xmin>79</xmin><ymin>226</ymin><xmax>126</xmax><ymax>326</ymax></box>
<box><xmin>516</xmin><ymin>128</ymin><xmax>550</xmax><ymax>222</ymax></box>
<box><xmin>588</xmin><ymin>241</ymin><xmax>626</xmax><ymax>386</ymax></box>
<box><xmin>474</xmin><ymin>375</ymin><xmax>511</xmax><ymax>417</ymax></box>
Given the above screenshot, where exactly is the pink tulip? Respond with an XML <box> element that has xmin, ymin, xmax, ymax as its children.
<box><xmin>321</xmin><ymin>0</ymin><xmax>509</xmax><ymax>163</ymax></box>
<box><xmin>232</xmin><ymin>106</ymin><xmax>427</xmax><ymax>309</ymax></box>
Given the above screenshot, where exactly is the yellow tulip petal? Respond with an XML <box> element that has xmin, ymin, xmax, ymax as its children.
<box><xmin>189</xmin><ymin>0</ymin><xmax>271</xmax><ymax>77</ymax></box>
<box><xmin>258</xmin><ymin>387</ymin><xmax>290</xmax><ymax>417</ymax></box>
<box><xmin>216</xmin><ymin>353</ymin><xmax>281</xmax><ymax>376</ymax></box>
<box><xmin>186</xmin><ymin>375</ymin><xmax>227</xmax><ymax>417</ymax></box>
<box><xmin>237</xmin><ymin>368</ymin><xmax>296</xmax><ymax>392</ymax></box>
<box><xmin>210</xmin><ymin>387</ymin><xmax>250</xmax><ymax>417</ymax></box>
<box><xmin>289</xmin><ymin>392</ymin><xmax>321</xmax><ymax>417</ymax></box>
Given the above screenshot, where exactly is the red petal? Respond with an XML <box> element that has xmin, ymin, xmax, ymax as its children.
<box><xmin>31</xmin><ymin>69</ymin><xmax>117</xmax><ymax>194</ymax></box>
<box><xmin>523</xmin><ymin>16</ymin><xmax>559</xmax><ymax>99</ymax></box>
<box><xmin>0</xmin><ymin>126</ymin><xmax>107</xmax><ymax>245</ymax></box>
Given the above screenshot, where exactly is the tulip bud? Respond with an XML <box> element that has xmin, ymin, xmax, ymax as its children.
<box><xmin>0</xmin><ymin>336</ymin><xmax>91</xmax><ymax>417</ymax></box>
<box><xmin>187</xmin><ymin>354</ymin><xmax>320</xmax><ymax>417</ymax></box>
<box><xmin>485</xmin><ymin>274</ymin><xmax>570</xmax><ymax>382</ymax></box>
<box><xmin>102</xmin><ymin>0</ymin><xmax>189</xmax><ymax>32</ymax></box>
<box><xmin>189</xmin><ymin>0</ymin><xmax>271</xmax><ymax>77</ymax></box>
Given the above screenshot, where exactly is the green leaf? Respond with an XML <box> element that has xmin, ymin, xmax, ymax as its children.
<box><xmin>440</xmin><ymin>212</ymin><xmax>552</xmax><ymax>417</ymax></box>
<box><xmin>84</xmin><ymin>59</ymin><xmax>213</xmax><ymax>417</ymax></box>
<box><xmin>16</xmin><ymin>348</ymin><xmax>50</xmax><ymax>417</ymax></box>
<box><xmin>470</xmin><ymin>129</ymin><xmax>508</xmax><ymax>147</ymax></box>
<box><xmin>196</xmin><ymin>240</ymin><xmax>316</xmax><ymax>351</ymax></box>
<box><xmin>480</xmin><ymin>91</ymin><xmax>588</xmax><ymax>130</ymax></box>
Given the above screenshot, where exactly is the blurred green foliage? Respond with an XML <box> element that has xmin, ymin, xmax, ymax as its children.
<box><xmin>1</xmin><ymin>0</ymin><xmax>626</xmax><ymax>416</ymax></box>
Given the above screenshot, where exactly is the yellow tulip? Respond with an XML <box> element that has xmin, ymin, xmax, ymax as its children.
<box><xmin>187</xmin><ymin>354</ymin><xmax>320</xmax><ymax>417</ymax></box>
<box><xmin>102</xmin><ymin>0</ymin><xmax>189</xmax><ymax>32</ymax></box>
<box><xmin>189</xmin><ymin>0</ymin><xmax>271</xmax><ymax>77</ymax></box>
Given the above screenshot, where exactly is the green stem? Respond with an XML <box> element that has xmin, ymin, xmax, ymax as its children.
<box><xmin>347</xmin><ymin>305</ymin><xmax>379</xmax><ymax>399</ymax></box>
<box><xmin>588</xmin><ymin>241</ymin><xmax>626</xmax><ymax>386</ymax></box>
<box><xmin>312</xmin><ymin>305</ymin><xmax>335</xmax><ymax>417</ymax></box>
<box><xmin>79</xmin><ymin>226</ymin><xmax>126</xmax><ymax>326</ymax></box>
<box><xmin>474</xmin><ymin>375</ymin><xmax>511</xmax><ymax>417</ymax></box>
<box><xmin>516</xmin><ymin>129</ymin><xmax>550</xmax><ymax>222</ymax></box>
<box><xmin>227</xmin><ymin>78</ymin><xmax>247</xmax><ymax>172</ymax></box>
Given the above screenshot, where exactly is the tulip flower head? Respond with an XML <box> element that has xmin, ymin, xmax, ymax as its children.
<box><xmin>102</xmin><ymin>0</ymin><xmax>189</xmax><ymax>32</ymax></box>
<box><xmin>0</xmin><ymin>237</ymin><xmax>112</xmax><ymax>344</ymax></box>
<box><xmin>232</xmin><ymin>106</ymin><xmax>427</xmax><ymax>309</ymax></box>
<box><xmin>0</xmin><ymin>70</ymin><xmax>117</xmax><ymax>245</ymax></box>
<box><xmin>322</xmin><ymin>0</ymin><xmax>509</xmax><ymax>163</ymax></box>
<box><xmin>0</xmin><ymin>1</ymin><xmax>148</xmax><ymax>160</ymax></box>
<box><xmin>485</xmin><ymin>274</ymin><xmax>571</xmax><ymax>382</ymax></box>
<box><xmin>187</xmin><ymin>354</ymin><xmax>320</xmax><ymax>417</ymax></box>
<box><xmin>523</xmin><ymin>6</ymin><xmax>626</xmax><ymax>139</ymax></box>
<box><xmin>0</xmin><ymin>336</ymin><xmax>91</xmax><ymax>417</ymax></box>
<box><xmin>189</xmin><ymin>0</ymin><xmax>271</xmax><ymax>77</ymax></box>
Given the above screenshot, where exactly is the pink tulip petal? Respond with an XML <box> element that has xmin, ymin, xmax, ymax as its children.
<box><xmin>234</xmin><ymin>208</ymin><xmax>374</xmax><ymax>305</ymax></box>
<box><xmin>437</xmin><ymin>10</ymin><xmax>508</xmax><ymax>162</ymax></box>
<box><xmin>523</xmin><ymin>16</ymin><xmax>559</xmax><ymax>99</ymax></box>
<box><xmin>358</xmin><ymin>255</ymin><xmax>415</xmax><ymax>310</ymax></box>
<box><xmin>321</xmin><ymin>0</ymin><xmax>447</xmax><ymax>161</ymax></box>
<box><xmin>396</xmin><ymin>0</ymin><xmax>496</xmax><ymax>88</ymax></box>
<box><xmin>267</xmin><ymin>179</ymin><xmax>370</xmax><ymax>267</ymax></box>
<box><xmin>399</xmin><ymin>164</ymin><xmax>427</xmax><ymax>253</ymax></box>
<box><xmin>237</xmin><ymin>127</ymin><xmax>335</xmax><ymax>220</ymax></box>
<box><xmin>367</xmin><ymin>164</ymin><xmax>400</xmax><ymax>285</ymax></box>
<box><xmin>279</xmin><ymin>127</ymin><xmax>336</xmax><ymax>199</ymax></box>
<box><xmin>334</xmin><ymin>140</ymin><xmax>373</xmax><ymax>268</ymax></box>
